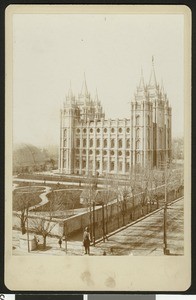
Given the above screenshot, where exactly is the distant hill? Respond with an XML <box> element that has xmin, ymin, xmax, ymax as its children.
<box><xmin>13</xmin><ymin>143</ymin><xmax>58</xmax><ymax>174</ymax></box>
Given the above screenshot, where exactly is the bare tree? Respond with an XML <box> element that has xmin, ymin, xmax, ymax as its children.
<box><xmin>14</xmin><ymin>191</ymin><xmax>33</xmax><ymax>235</ymax></box>
<box><xmin>32</xmin><ymin>198</ymin><xmax>57</xmax><ymax>249</ymax></box>
<box><xmin>82</xmin><ymin>173</ymin><xmax>98</xmax><ymax>236</ymax></box>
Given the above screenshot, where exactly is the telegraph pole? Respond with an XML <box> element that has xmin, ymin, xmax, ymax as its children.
<box><xmin>163</xmin><ymin>161</ymin><xmax>169</xmax><ymax>255</ymax></box>
<box><xmin>102</xmin><ymin>202</ymin><xmax>105</xmax><ymax>242</ymax></box>
<box><xmin>92</xmin><ymin>201</ymin><xmax>95</xmax><ymax>246</ymax></box>
<box><xmin>26</xmin><ymin>207</ymin><xmax>30</xmax><ymax>253</ymax></box>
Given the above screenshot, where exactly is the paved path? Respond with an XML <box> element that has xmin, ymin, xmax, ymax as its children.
<box><xmin>94</xmin><ymin>197</ymin><xmax>184</xmax><ymax>256</ymax></box>
<box><xmin>12</xmin><ymin>198</ymin><xmax>183</xmax><ymax>256</ymax></box>
<box><xmin>13</xmin><ymin>177</ymin><xmax>104</xmax><ymax>188</ymax></box>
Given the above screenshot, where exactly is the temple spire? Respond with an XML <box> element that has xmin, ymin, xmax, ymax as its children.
<box><xmin>95</xmin><ymin>88</ymin><xmax>99</xmax><ymax>103</ymax></box>
<box><xmin>149</xmin><ymin>56</ymin><xmax>157</xmax><ymax>87</ymax></box>
<box><xmin>160</xmin><ymin>79</ymin><xmax>164</xmax><ymax>94</ymax></box>
<box><xmin>138</xmin><ymin>67</ymin><xmax>145</xmax><ymax>89</ymax></box>
<box><xmin>67</xmin><ymin>80</ymin><xmax>73</xmax><ymax>98</ymax></box>
<box><xmin>81</xmin><ymin>73</ymin><xmax>88</xmax><ymax>96</ymax></box>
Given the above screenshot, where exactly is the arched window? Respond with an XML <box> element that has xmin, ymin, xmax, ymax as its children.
<box><xmin>76</xmin><ymin>160</ymin><xmax>79</xmax><ymax>168</ymax></box>
<box><xmin>111</xmin><ymin>139</ymin><xmax>115</xmax><ymax>148</ymax></box>
<box><xmin>103</xmin><ymin>161</ymin><xmax>107</xmax><ymax>170</ymax></box>
<box><xmin>82</xmin><ymin>160</ymin><xmax>86</xmax><ymax>168</ymax></box>
<box><xmin>137</xmin><ymin>153</ymin><xmax>140</xmax><ymax>163</ymax></box>
<box><xmin>96</xmin><ymin>139</ymin><xmax>100</xmax><ymax>148</ymax></box>
<box><xmin>136</xmin><ymin>140</ymin><xmax>140</xmax><ymax>149</ymax></box>
<box><xmin>118</xmin><ymin>139</ymin><xmax>122</xmax><ymax>148</ymax></box>
<box><xmin>96</xmin><ymin>161</ymin><xmax>100</xmax><ymax>169</ymax></box>
<box><xmin>64</xmin><ymin>139</ymin><xmax>67</xmax><ymax>147</ymax></box>
<box><xmin>118</xmin><ymin>161</ymin><xmax>122</xmax><ymax>171</ymax></box>
<box><xmin>136</xmin><ymin>115</ymin><xmax>140</xmax><ymax>126</ymax></box>
<box><xmin>83</xmin><ymin>139</ymin><xmax>86</xmax><ymax>147</ymax></box>
<box><xmin>76</xmin><ymin>139</ymin><xmax>80</xmax><ymax>147</ymax></box>
<box><xmin>126</xmin><ymin>162</ymin><xmax>130</xmax><ymax>172</ymax></box>
<box><xmin>147</xmin><ymin>115</ymin><xmax>150</xmax><ymax>125</ymax></box>
<box><xmin>136</xmin><ymin>128</ymin><xmax>140</xmax><ymax>138</ymax></box>
<box><xmin>90</xmin><ymin>139</ymin><xmax>93</xmax><ymax>147</ymax></box>
<box><xmin>126</xmin><ymin>139</ymin><xmax>130</xmax><ymax>148</ymax></box>
<box><xmin>104</xmin><ymin>139</ymin><xmax>107</xmax><ymax>148</ymax></box>
<box><xmin>110</xmin><ymin>161</ymin><xmax>114</xmax><ymax>171</ymax></box>
<box><xmin>148</xmin><ymin>128</ymin><xmax>150</xmax><ymax>149</ymax></box>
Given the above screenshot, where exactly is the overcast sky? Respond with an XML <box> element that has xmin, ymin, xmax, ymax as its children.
<box><xmin>13</xmin><ymin>12</ymin><xmax>184</xmax><ymax>147</ymax></box>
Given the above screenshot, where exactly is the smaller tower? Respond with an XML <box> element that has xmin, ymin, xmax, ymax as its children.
<box><xmin>59</xmin><ymin>84</ymin><xmax>79</xmax><ymax>174</ymax></box>
<box><xmin>131</xmin><ymin>68</ymin><xmax>153</xmax><ymax>168</ymax></box>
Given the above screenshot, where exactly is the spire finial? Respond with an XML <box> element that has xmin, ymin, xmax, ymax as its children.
<box><xmin>95</xmin><ymin>88</ymin><xmax>99</xmax><ymax>103</ymax></box>
<box><xmin>149</xmin><ymin>56</ymin><xmax>157</xmax><ymax>87</ymax></box>
<box><xmin>152</xmin><ymin>55</ymin><xmax>154</xmax><ymax>67</ymax></box>
<box><xmin>138</xmin><ymin>66</ymin><xmax>145</xmax><ymax>89</ymax></box>
<box><xmin>67</xmin><ymin>80</ymin><xmax>73</xmax><ymax>98</ymax></box>
<box><xmin>81</xmin><ymin>72</ymin><xmax>88</xmax><ymax>96</ymax></box>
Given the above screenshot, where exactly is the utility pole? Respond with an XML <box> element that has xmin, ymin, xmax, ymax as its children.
<box><xmin>102</xmin><ymin>202</ymin><xmax>105</xmax><ymax>242</ymax></box>
<box><xmin>92</xmin><ymin>201</ymin><xmax>95</xmax><ymax>246</ymax></box>
<box><xmin>163</xmin><ymin>161</ymin><xmax>169</xmax><ymax>255</ymax></box>
<box><xmin>26</xmin><ymin>207</ymin><xmax>30</xmax><ymax>253</ymax></box>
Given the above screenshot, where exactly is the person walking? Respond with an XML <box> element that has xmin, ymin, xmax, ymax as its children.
<box><xmin>83</xmin><ymin>227</ymin><xmax>91</xmax><ymax>255</ymax></box>
<box><xmin>58</xmin><ymin>237</ymin><xmax>62</xmax><ymax>249</ymax></box>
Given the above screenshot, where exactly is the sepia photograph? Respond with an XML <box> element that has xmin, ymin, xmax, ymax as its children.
<box><xmin>5</xmin><ymin>5</ymin><xmax>191</xmax><ymax>291</ymax></box>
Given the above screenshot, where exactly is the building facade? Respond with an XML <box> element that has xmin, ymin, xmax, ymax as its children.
<box><xmin>59</xmin><ymin>64</ymin><xmax>172</xmax><ymax>175</ymax></box>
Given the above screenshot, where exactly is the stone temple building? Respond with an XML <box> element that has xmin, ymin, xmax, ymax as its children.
<box><xmin>59</xmin><ymin>63</ymin><xmax>172</xmax><ymax>175</ymax></box>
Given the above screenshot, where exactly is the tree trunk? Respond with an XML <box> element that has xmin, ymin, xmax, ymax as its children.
<box><xmin>21</xmin><ymin>219</ymin><xmax>26</xmax><ymax>235</ymax></box>
<box><xmin>43</xmin><ymin>236</ymin><xmax>47</xmax><ymax>249</ymax></box>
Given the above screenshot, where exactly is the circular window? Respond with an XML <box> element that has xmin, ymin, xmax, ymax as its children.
<box><xmin>118</xmin><ymin>151</ymin><xmax>122</xmax><ymax>156</ymax></box>
<box><xmin>83</xmin><ymin>128</ymin><xmax>86</xmax><ymax>133</ymax></box>
<box><xmin>77</xmin><ymin>128</ymin><xmax>80</xmax><ymax>133</ymax></box>
<box><xmin>111</xmin><ymin>150</ymin><xmax>114</xmax><ymax>156</ymax></box>
<box><xmin>104</xmin><ymin>128</ymin><xmax>107</xmax><ymax>133</ymax></box>
<box><xmin>126</xmin><ymin>151</ymin><xmax>130</xmax><ymax>156</ymax></box>
<box><xmin>119</xmin><ymin>128</ymin><xmax>122</xmax><ymax>133</ymax></box>
<box><xmin>90</xmin><ymin>128</ymin><xmax>93</xmax><ymax>133</ymax></box>
<box><xmin>111</xmin><ymin>128</ymin><xmax>115</xmax><ymax>133</ymax></box>
<box><xmin>103</xmin><ymin>150</ymin><xmax>107</xmax><ymax>155</ymax></box>
<box><xmin>126</xmin><ymin>128</ymin><xmax>130</xmax><ymax>133</ymax></box>
<box><xmin>96</xmin><ymin>150</ymin><xmax>100</xmax><ymax>155</ymax></box>
<box><xmin>97</xmin><ymin>128</ymin><xmax>100</xmax><ymax>133</ymax></box>
<box><xmin>89</xmin><ymin>150</ymin><xmax>93</xmax><ymax>155</ymax></box>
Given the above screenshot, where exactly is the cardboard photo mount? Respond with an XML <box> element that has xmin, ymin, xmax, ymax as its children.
<box><xmin>5</xmin><ymin>4</ymin><xmax>191</xmax><ymax>291</ymax></box>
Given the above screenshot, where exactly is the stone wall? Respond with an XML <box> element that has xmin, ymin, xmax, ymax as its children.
<box><xmin>13</xmin><ymin>186</ymin><xmax>184</xmax><ymax>241</ymax></box>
